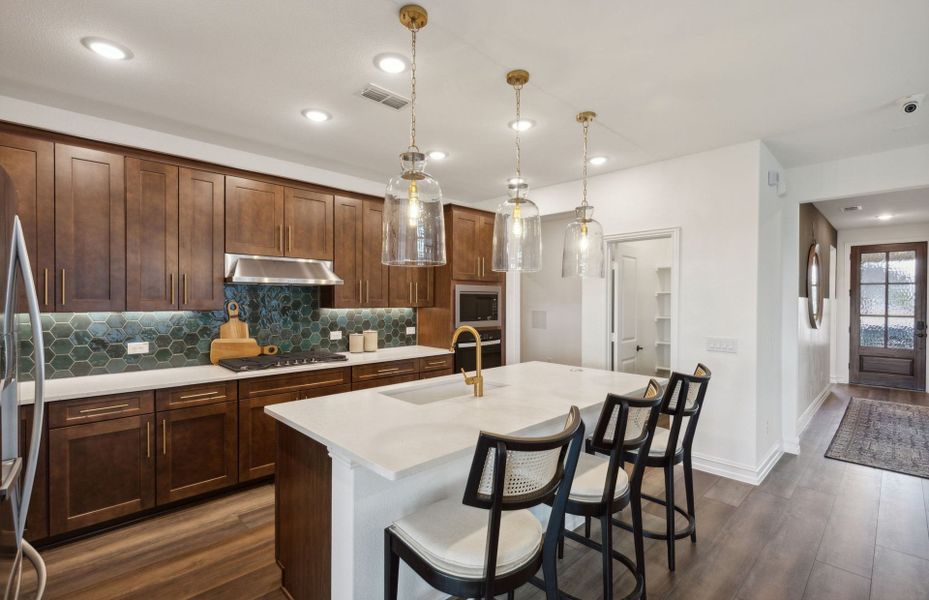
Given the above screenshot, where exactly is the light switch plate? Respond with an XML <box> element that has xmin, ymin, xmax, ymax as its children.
<box><xmin>706</xmin><ymin>337</ymin><xmax>738</xmax><ymax>354</ymax></box>
<box><xmin>329</xmin><ymin>331</ymin><xmax>342</xmax><ymax>341</ymax></box>
<box><xmin>127</xmin><ymin>341</ymin><xmax>149</xmax><ymax>355</ymax></box>
<box><xmin>406</xmin><ymin>326</ymin><xmax>416</xmax><ymax>335</ymax></box>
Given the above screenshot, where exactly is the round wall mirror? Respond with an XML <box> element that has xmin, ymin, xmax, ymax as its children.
<box><xmin>807</xmin><ymin>243</ymin><xmax>823</xmax><ymax>328</ymax></box>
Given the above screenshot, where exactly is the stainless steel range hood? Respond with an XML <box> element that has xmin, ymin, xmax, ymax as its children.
<box><xmin>224</xmin><ymin>253</ymin><xmax>343</xmax><ymax>286</ymax></box>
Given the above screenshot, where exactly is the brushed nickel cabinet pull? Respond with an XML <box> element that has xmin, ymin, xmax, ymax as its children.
<box><xmin>415</xmin><ymin>281</ymin><xmax>419</xmax><ymax>303</ymax></box>
<box><xmin>178</xmin><ymin>391</ymin><xmax>221</xmax><ymax>401</ymax></box>
<box><xmin>146</xmin><ymin>421</ymin><xmax>151</xmax><ymax>459</ymax></box>
<box><xmin>377</xmin><ymin>367</ymin><xmax>400</xmax><ymax>374</ymax></box>
<box><xmin>169</xmin><ymin>273</ymin><xmax>175</xmax><ymax>305</ymax></box>
<box><xmin>358</xmin><ymin>280</ymin><xmax>362</xmax><ymax>302</ymax></box>
<box><xmin>288</xmin><ymin>226</ymin><xmax>294</xmax><ymax>252</ymax></box>
<box><xmin>366</xmin><ymin>280</ymin><xmax>370</xmax><ymax>304</ymax></box>
<box><xmin>162</xmin><ymin>419</ymin><xmax>167</xmax><ymax>455</ymax></box>
<box><xmin>79</xmin><ymin>402</ymin><xmax>130</xmax><ymax>414</ymax></box>
<box><xmin>60</xmin><ymin>268</ymin><xmax>66</xmax><ymax>306</ymax></box>
<box><xmin>43</xmin><ymin>268</ymin><xmax>48</xmax><ymax>306</ymax></box>
<box><xmin>409</xmin><ymin>281</ymin><xmax>413</xmax><ymax>305</ymax></box>
<box><xmin>278</xmin><ymin>225</ymin><xmax>284</xmax><ymax>254</ymax></box>
<box><xmin>476</xmin><ymin>257</ymin><xmax>480</xmax><ymax>277</ymax></box>
<box><xmin>426</xmin><ymin>360</ymin><xmax>446</xmax><ymax>366</ymax></box>
<box><xmin>183</xmin><ymin>273</ymin><xmax>189</xmax><ymax>305</ymax></box>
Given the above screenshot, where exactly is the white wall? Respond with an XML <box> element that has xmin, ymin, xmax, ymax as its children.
<box><xmin>517</xmin><ymin>141</ymin><xmax>770</xmax><ymax>481</ymax></box>
<box><xmin>834</xmin><ymin>222</ymin><xmax>929</xmax><ymax>384</ymax></box>
<box><xmin>519</xmin><ymin>213</ymin><xmax>582</xmax><ymax>366</ymax></box>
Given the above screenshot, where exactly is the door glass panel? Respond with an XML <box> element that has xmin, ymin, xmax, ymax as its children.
<box><xmin>888</xmin><ymin>251</ymin><xmax>917</xmax><ymax>283</ymax></box>
<box><xmin>860</xmin><ymin>252</ymin><xmax>887</xmax><ymax>283</ymax></box>
<box><xmin>888</xmin><ymin>284</ymin><xmax>916</xmax><ymax>316</ymax></box>
<box><xmin>860</xmin><ymin>316</ymin><xmax>886</xmax><ymax>347</ymax></box>
<box><xmin>859</xmin><ymin>284</ymin><xmax>886</xmax><ymax>315</ymax></box>
<box><xmin>888</xmin><ymin>317</ymin><xmax>915</xmax><ymax>349</ymax></box>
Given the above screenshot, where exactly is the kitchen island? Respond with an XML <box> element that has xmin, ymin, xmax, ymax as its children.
<box><xmin>266</xmin><ymin>361</ymin><xmax>656</xmax><ymax>599</ymax></box>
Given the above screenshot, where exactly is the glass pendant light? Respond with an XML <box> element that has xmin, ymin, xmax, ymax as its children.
<box><xmin>492</xmin><ymin>70</ymin><xmax>542</xmax><ymax>272</ymax></box>
<box><xmin>382</xmin><ymin>5</ymin><xmax>446</xmax><ymax>266</ymax></box>
<box><xmin>562</xmin><ymin>111</ymin><xmax>605</xmax><ymax>278</ymax></box>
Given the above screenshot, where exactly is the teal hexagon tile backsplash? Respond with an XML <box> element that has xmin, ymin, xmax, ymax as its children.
<box><xmin>15</xmin><ymin>285</ymin><xmax>416</xmax><ymax>380</ymax></box>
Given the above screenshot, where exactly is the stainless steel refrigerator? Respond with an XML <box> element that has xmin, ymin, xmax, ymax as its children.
<box><xmin>0</xmin><ymin>200</ymin><xmax>47</xmax><ymax>593</ymax></box>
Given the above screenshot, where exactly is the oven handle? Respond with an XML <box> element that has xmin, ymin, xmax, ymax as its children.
<box><xmin>456</xmin><ymin>340</ymin><xmax>501</xmax><ymax>348</ymax></box>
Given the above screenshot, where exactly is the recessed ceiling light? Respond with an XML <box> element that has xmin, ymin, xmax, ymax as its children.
<box><xmin>301</xmin><ymin>109</ymin><xmax>331</xmax><ymax>122</ymax></box>
<box><xmin>427</xmin><ymin>150</ymin><xmax>448</xmax><ymax>160</ymax></box>
<box><xmin>588</xmin><ymin>156</ymin><xmax>608</xmax><ymax>166</ymax></box>
<box><xmin>374</xmin><ymin>53</ymin><xmax>409</xmax><ymax>74</ymax></box>
<box><xmin>81</xmin><ymin>37</ymin><xmax>133</xmax><ymax>60</ymax></box>
<box><xmin>877</xmin><ymin>213</ymin><xmax>894</xmax><ymax>221</ymax></box>
<box><xmin>508</xmin><ymin>119</ymin><xmax>535</xmax><ymax>132</ymax></box>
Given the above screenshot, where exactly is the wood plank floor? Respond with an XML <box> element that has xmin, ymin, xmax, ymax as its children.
<box><xmin>20</xmin><ymin>383</ymin><xmax>929</xmax><ymax>599</ymax></box>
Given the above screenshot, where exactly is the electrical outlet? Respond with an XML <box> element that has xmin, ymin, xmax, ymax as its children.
<box><xmin>329</xmin><ymin>331</ymin><xmax>342</xmax><ymax>341</ymax></box>
<box><xmin>406</xmin><ymin>326</ymin><xmax>416</xmax><ymax>335</ymax></box>
<box><xmin>706</xmin><ymin>337</ymin><xmax>738</xmax><ymax>354</ymax></box>
<box><xmin>127</xmin><ymin>341</ymin><xmax>149</xmax><ymax>355</ymax></box>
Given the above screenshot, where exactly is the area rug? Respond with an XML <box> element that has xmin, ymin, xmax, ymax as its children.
<box><xmin>826</xmin><ymin>397</ymin><xmax>929</xmax><ymax>479</ymax></box>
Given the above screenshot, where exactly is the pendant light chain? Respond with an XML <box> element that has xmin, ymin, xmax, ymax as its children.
<box><xmin>581</xmin><ymin>118</ymin><xmax>590</xmax><ymax>207</ymax></box>
<box><xmin>409</xmin><ymin>25</ymin><xmax>418</xmax><ymax>151</ymax></box>
<box><xmin>514</xmin><ymin>82</ymin><xmax>522</xmax><ymax>178</ymax></box>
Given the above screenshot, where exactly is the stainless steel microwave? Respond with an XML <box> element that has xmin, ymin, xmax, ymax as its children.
<box><xmin>455</xmin><ymin>285</ymin><xmax>501</xmax><ymax>328</ymax></box>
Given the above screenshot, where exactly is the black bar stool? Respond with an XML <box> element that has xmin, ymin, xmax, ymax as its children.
<box><xmin>384</xmin><ymin>406</ymin><xmax>585</xmax><ymax>600</ymax></box>
<box><xmin>555</xmin><ymin>380</ymin><xmax>664</xmax><ymax>600</ymax></box>
<box><xmin>613</xmin><ymin>364</ymin><xmax>711</xmax><ymax>571</ymax></box>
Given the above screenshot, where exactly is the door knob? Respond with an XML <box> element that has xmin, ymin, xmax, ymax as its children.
<box><xmin>635</xmin><ymin>345</ymin><xmax>644</xmax><ymax>352</ymax></box>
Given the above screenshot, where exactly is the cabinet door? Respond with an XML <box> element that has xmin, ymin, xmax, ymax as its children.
<box><xmin>478</xmin><ymin>214</ymin><xmax>497</xmax><ymax>281</ymax></box>
<box><xmin>54</xmin><ymin>144</ymin><xmax>126</xmax><ymax>311</ymax></box>
<box><xmin>179</xmin><ymin>168</ymin><xmax>225</xmax><ymax>310</ymax></box>
<box><xmin>225</xmin><ymin>176</ymin><xmax>284</xmax><ymax>256</ymax></box>
<box><xmin>239</xmin><ymin>392</ymin><xmax>294</xmax><ymax>482</ymax></box>
<box><xmin>0</xmin><ymin>406</ymin><xmax>49</xmax><ymax>541</ymax></box>
<box><xmin>412</xmin><ymin>266</ymin><xmax>434</xmax><ymax>307</ymax></box>
<box><xmin>332</xmin><ymin>196</ymin><xmax>363</xmax><ymax>307</ymax></box>
<box><xmin>0</xmin><ymin>131</ymin><xmax>55</xmax><ymax>312</ymax></box>
<box><xmin>451</xmin><ymin>209</ymin><xmax>481</xmax><ymax>280</ymax></box>
<box><xmin>49</xmin><ymin>414</ymin><xmax>155</xmax><ymax>534</ymax></box>
<box><xmin>284</xmin><ymin>187</ymin><xmax>333</xmax><ymax>260</ymax></box>
<box><xmin>362</xmin><ymin>199</ymin><xmax>389</xmax><ymax>307</ymax></box>
<box><xmin>126</xmin><ymin>159</ymin><xmax>178</xmax><ymax>311</ymax></box>
<box><xmin>388</xmin><ymin>267</ymin><xmax>413</xmax><ymax>307</ymax></box>
<box><xmin>156</xmin><ymin>401</ymin><xmax>237</xmax><ymax>504</ymax></box>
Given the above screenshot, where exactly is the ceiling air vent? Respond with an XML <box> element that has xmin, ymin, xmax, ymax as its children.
<box><xmin>360</xmin><ymin>83</ymin><xmax>410</xmax><ymax>110</ymax></box>
<box><xmin>843</xmin><ymin>205</ymin><xmax>863</xmax><ymax>212</ymax></box>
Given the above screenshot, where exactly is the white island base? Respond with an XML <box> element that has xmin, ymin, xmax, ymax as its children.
<box><xmin>268</xmin><ymin>362</ymin><xmax>656</xmax><ymax>599</ymax></box>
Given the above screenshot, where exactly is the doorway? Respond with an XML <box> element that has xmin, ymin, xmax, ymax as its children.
<box><xmin>850</xmin><ymin>242</ymin><xmax>927</xmax><ymax>390</ymax></box>
<box><xmin>606</xmin><ymin>230</ymin><xmax>679</xmax><ymax>377</ymax></box>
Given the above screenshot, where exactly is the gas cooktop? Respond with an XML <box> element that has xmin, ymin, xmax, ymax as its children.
<box><xmin>218</xmin><ymin>349</ymin><xmax>348</xmax><ymax>372</ymax></box>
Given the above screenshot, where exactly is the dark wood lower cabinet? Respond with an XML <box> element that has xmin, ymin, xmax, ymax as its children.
<box><xmin>351</xmin><ymin>373</ymin><xmax>419</xmax><ymax>390</ymax></box>
<box><xmin>156</xmin><ymin>401</ymin><xmax>237</xmax><ymax>504</ymax></box>
<box><xmin>0</xmin><ymin>406</ymin><xmax>49</xmax><ymax>541</ymax></box>
<box><xmin>49</xmin><ymin>414</ymin><xmax>155</xmax><ymax>535</ymax></box>
<box><xmin>239</xmin><ymin>392</ymin><xmax>295</xmax><ymax>482</ymax></box>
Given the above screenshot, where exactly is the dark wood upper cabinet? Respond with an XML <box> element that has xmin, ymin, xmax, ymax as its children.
<box><xmin>331</xmin><ymin>196</ymin><xmax>364</xmax><ymax>307</ymax></box>
<box><xmin>126</xmin><ymin>159</ymin><xmax>178</xmax><ymax>311</ymax></box>
<box><xmin>224</xmin><ymin>176</ymin><xmax>284</xmax><ymax>256</ymax></box>
<box><xmin>389</xmin><ymin>266</ymin><xmax>434</xmax><ymax>307</ymax></box>
<box><xmin>49</xmin><ymin>413</ymin><xmax>155</xmax><ymax>535</ymax></box>
<box><xmin>284</xmin><ymin>187</ymin><xmax>334</xmax><ymax>260</ymax></box>
<box><xmin>477</xmin><ymin>213</ymin><xmax>501</xmax><ymax>282</ymax></box>
<box><xmin>362</xmin><ymin>199</ymin><xmax>389</xmax><ymax>307</ymax></box>
<box><xmin>54</xmin><ymin>144</ymin><xmax>126</xmax><ymax>311</ymax></box>
<box><xmin>0</xmin><ymin>131</ymin><xmax>55</xmax><ymax>312</ymax></box>
<box><xmin>447</xmin><ymin>206</ymin><xmax>499</xmax><ymax>282</ymax></box>
<box><xmin>179</xmin><ymin>168</ymin><xmax>225</xmax><ymax>310</ymax></box>
<box><xmin>156</xmin><ymin>400</ymin><xmax>237</xmax><ymax>505</ymax></box>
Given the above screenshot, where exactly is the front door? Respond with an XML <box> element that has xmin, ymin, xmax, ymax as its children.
<box><xmin>850</xmin><ymin>242</ymin><xmax>927</xmax><ymax>390</ymax></box>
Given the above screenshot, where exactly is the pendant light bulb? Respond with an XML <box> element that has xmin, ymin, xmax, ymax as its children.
<box><xmin>382</xmin><ymin>5</ymin><xmax>446</xmax><ymax>266</ymax></box>
<box><xmin>492</xmin><ymin>70</ymin><xmax>542</xmax><ymax>273</ymax></box>
<box><xmin>562</xmin><ymin>111</ymin><xmax>605</xmax><ymax>278</ymax></box>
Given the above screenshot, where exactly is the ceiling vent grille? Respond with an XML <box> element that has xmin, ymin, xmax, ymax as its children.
<box><xmin>360</xmin><ymin>83</ymin><xmax>409</xmax><ymax>110</ymax></box>
<box><xmin>843</xmin><ymin>205</ymin><xmax>863</xmax><ymax>212</ymax></box>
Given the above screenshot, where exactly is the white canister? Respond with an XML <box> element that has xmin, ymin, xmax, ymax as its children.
<box><xmin>349</xmin><ymin>333</ymin><xmax>364</xmax><ymax>353</ymax></box>
<box><xmin>363</xmin><ymin>330</ymin><xmax>378</xmax><ymax>352</ymax></box>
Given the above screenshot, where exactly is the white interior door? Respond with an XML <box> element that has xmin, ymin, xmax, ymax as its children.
<box><xmin>615</xmin><ymin>255</ymin><xmax>639</xmax><ymax>373</ymax></box>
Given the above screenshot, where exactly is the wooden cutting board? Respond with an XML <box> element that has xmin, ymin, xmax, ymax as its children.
<box><xmin>219</xmin><ymin>300</ymin><xmax>249</xmax><ymax>339</ymax></box>
<box><xmin>210</xmin><ymin>338</ymin><xmax>260</xmax><ymax>364</ymax></box>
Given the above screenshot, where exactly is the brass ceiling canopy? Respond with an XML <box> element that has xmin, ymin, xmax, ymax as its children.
<box><xmin>506</xmin><ymin>69</ymin><xmax>530</xmax><ymax>87</ymax></box>
<box><xmin>399</xmin><ymin>4</ymin><xmax>428</xmax><ymax>30</ymax></box>
<box><xmin>576</xmin><ymin>110</ymin><xmax>597</xmax><ymax>123</ymax></box>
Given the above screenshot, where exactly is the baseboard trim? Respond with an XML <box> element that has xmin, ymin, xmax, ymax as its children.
<box><xmin>691</xmin><ymin>442</ymin><xmax>783</xmax><ymax>486</ymax></box>
<box><xmin>797</xmin><ymin>384</ymin><xmax>832</xmax><ymax>437</ymax></box>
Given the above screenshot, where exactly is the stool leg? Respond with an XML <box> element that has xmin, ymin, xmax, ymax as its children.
<box><xmin>584</xmin><ymin>516</ymin><xmax>591</xmax><ymax>539</ymax></box>
<box><xmin>600</xmin><ymin>514</ymin><xmax>613</xmax><ymax>600</ymax></box>
<box><xmin>684</xmin><ymin>452</ymin><xmax>697</xmax><ymax>543</ymax></box>
<box><xmin>631</xmin><ymin>493</ymin><xmax>647</xmax><ymax>600</ymax></box>
<box><xmin>384</xmin><ymin>530</ymin><xmax>399</xmax><ymax>600</ymax></box>
<box><xmin>558</xmin><ymin>513</ymin><xmax>565</xmax><ymax>559</ymax></box>
<box><xmin>664</xmin><ymin>464</ymin><xmax>676</xmax><ymax>571</ymax></box>
<box><xmin>507</xmin><ymin>592</ymin><xmax>515</xmax><ymax>600</ymax></box>
<box><xmin>542</xmin><ymin>536</ymin><xmax>560</xmax><ymax>600</ymax></box>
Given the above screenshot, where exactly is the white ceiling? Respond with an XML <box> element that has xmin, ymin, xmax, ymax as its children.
<box><xmin>1</xmin><ymin>0</ymin><xmax>927</xmax><ymax>201</ymax></box>
<box><xmin>814</xmin><ymin>187</ymin><xmax>929</xmax><ymax>230</ymax></box>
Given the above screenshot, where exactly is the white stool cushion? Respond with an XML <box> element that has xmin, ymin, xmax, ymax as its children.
<box><xmin>391</xmin><ymin>497</ymin><xmax>543</xmax><ymax>580</ymax></box>
<box><xmin>568</xmin><ymin>452</ymin><xmax>630</xmax><ymax>503</ymax></box>
<box><xmin>646</xmin><ymin>426</ymin><xmax>684</xmax><ymax>456</ymax></box>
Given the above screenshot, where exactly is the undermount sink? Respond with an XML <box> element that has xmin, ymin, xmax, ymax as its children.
<box><xmin>382</xmin><ymin>379</ymin><xmax>507</xmax><ymax>405</ymax></box>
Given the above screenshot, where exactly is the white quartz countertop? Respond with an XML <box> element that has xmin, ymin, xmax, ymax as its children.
<box><xmin>265</xmin><ymin>361</ymin><xmax>658</xmax><ymax>481</ymax></box>
<box><xmin>17</xmin><ymin>345</ymin><xmax>452</xmax><ymax>404</ymax></box>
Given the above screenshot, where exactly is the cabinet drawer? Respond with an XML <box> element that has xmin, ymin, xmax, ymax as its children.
<box><xmin>352</xmin><ymin>359</ymin><xmax>419</xmax><ymax>383</ymax></box>
<box><xmin>49</xmin><ymin>390</ymin><xmax>154</xmax><ymax>428</ymax></box>
<box><xmin>351</xmin><ymin>373</ymin><xmax>419</xmax><ymax>391</ymax></box>
<box><xmin>420</xmin><ymin>367</ymin><xmax>455</xmax><ymax>380</ymax></box>
<box><xmin>156</xmin><ymin>381</ymin><xmax>237</xmax><ymax>411</ymax></box>
<box><xmin>419</xmin><ymin>354</ymin><xmax>454</xmax><ymax>373</ymax></box>
<box><xmin>239</xmin><ymin>367</ymin><xmax>350</xmax><ymax>399</ymax></box>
